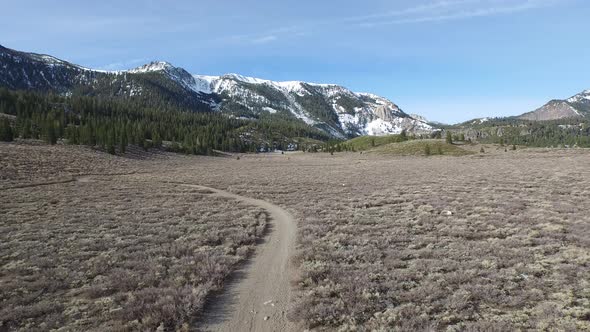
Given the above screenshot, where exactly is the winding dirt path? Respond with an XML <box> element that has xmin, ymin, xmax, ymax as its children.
<box><xmin>3</xmin><ymin>175</ymin><xmax>297</xmax><ymax>331</ymax></box>
<box><xmin>178</xmin><ymin>184</ymin><xmax>297</xmax><ymax>332</ymax></box>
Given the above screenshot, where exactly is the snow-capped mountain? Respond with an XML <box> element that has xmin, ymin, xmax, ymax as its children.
<box><xmin>0</xmin><ymin>45</ymin><xmax>215</xmax><ymax>111</ymax></box>
<box><xmin>188</xmin><ymin>74</ymin><xmax>432</xmax><ymax>138</ymax></box>
<box><xmin>519</xmin><ymin>90</ymin><xmax>590</xmax><ymax>121</ymax></box>
<box><xmin>0</xmin><ymin>44</ymin><xmax>433</xmax><ymax>138</ymax></box>
<box><xmin>567</xmin><ymin>89</ymin><xmax>590</xmax><ymax>113</ymax></box>
<box><xmin>0</xmin><ymin>44</ymin><xmax>102</xmax><ymax>91</ymax></box>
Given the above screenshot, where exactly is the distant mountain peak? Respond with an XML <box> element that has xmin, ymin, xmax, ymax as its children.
<box><xmin>128</xmin><ymin>61</ymin><xmax>175</xmax><ymax>73</ymax></box>
<box><xmin>519</xmin><ymin>89</ymin><xmax>590</xmax><ymax>121</ymax></box>
<box><xmin>567</xmin><ymin>89</ymin><xmax>590</xmax><ymax>104</ymax></box>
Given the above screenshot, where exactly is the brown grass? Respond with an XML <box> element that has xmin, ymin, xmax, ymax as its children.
<box><xmin>0</xmin><ymin>143</ymin><xmax>267</xmax><ymax>331</ymax></box>
<box><xmin>161</xmin><ymin>150</ymin><xmax>590</xmax><ymax>331</ymax></box>
<box><xmin>2</xmin><ymin>141</ymin><xmax>590</xmax><ymax>331</ymax></box>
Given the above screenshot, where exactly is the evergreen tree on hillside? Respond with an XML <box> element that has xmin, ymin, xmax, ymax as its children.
<box><xmin>20</xmin><ymin>119</ymin><xmax>32</xmax><ymax>139</ymax></box>
<box><xmin>0</xmin><ymin>88</ymin><xmax>335</xmax><ymax>155</ymax></box>
<box><xmin>0</xmin><ymin>118</ymin><xmax>14</xmax><ymax>142</ymax></box>
<box><xmin>119</xmin><ymin>126</ymin><xmax>127</xmax><ymax>154</ymax></box>
<box><xmin>43</xmin><ymin>120</ymin><xmax>57</xmax><ymax>145</ymax></box>
<box><xmin>107</xmin><ymin>128</ymin><xmax>116</xmax><ymax>155</ymax></box>
<box><xmin>446</xmin><ymin>131</ymin><xmax>453</xmax><ymax>144</ymax></box>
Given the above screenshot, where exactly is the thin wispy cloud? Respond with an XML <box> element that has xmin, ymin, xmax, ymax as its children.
<box><xmin>98</xmin><ymin>58</ymin><xmax>149</xmax><ymax>71</ymax></box>
<box><xmin>239</xmin><ymin>0</ymin><xmax>561</xmax><ymax>44</ymax></box>
<box><xmin>360</xmin><ymin>0</ymin><xmax>558</xmax><ymax>26</ymax></box>
<box><xmin>340</xmin><ymin>0</ymin><xmax>478</xmax><ymax>23</ymax></box>
<box><xmin>252</xmin><ymin>35</ymin><xmax>278</xmax><ymax>44</ymax></box>
<box><xmin>225</xmin><ymin>26</ymin><xmax>302</xmax><ymax>45</ymax></box>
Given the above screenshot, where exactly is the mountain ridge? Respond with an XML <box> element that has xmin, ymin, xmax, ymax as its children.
<box><xmin>518</xmin><ymin>90</ymin><xmax>590</xmax><ymax>121</ymax></box>
<box><xmin>0</xmin><ymin>44</ymin><xmax>433</xmax><ymax>138</ymax></box>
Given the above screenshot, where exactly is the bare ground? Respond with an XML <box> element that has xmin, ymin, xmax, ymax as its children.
<box><xmin>189</xmin><ymin>184</ymin><xmax>296</xmax><ymax>332</ymax></box>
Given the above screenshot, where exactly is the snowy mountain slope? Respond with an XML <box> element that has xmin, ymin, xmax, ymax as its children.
<box><xmin>518</xmin><ymin>90</ymin><xmax>590</xmax><ymax>121</ymax></box>
<box><xmin>191</xmin><ymin>74</ymin><xmax>433</xmax><ymax>137</ymax></box>
<box><xmin>0</xmin><ymin>45</ymin><xmax>216</xmax><ymax>111</ymax></box>
<box><xmin>0</xmin><ymin>44</ymin><xmax>433</xmax><ymax>138</ymax></box>
<box><xmin>0</xmin><ymin>44</ymin><xmax>104</xmax><ymax>92</ymax></box>
<box><xmin>566</xmin><ymin>90</ymin><xmax>590</xmax><ymax>115</ymax></box>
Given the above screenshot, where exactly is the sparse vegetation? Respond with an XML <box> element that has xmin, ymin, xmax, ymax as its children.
<box><xmin>172</xmin><ymin>147</ymin><xmax>590</xmax><ymax>331</ymax></box>
<box><xmin>369</xmin><ymin>139</ymin><xmax>473</xmax><ymax>156</ymax></box>
<box><xmin>446</xmin><ymin>130</ymin><xmax>453</xmax><ymax>144</ymax></box>
<box><xmin>0</xmin><ymin>143</ymin><xmax>268</xmax><ymax>331</ymax></box>
<box><xmin>446</xmin><ymin>117</ymin><xmax>590</xmax><ymax>148</ymax></box>
<box><xmin>344</xmin><ymin>134</ymin><xmax>407</xmax><ymax>151</ymax></box>
<box><xmin>1</xmin><ymin>141</ymin><xmax>589</xmax><ymax>331</ymax></box>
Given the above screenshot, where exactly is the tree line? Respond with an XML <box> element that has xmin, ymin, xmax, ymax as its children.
<box><xmin>0</xmin><ymin>88</ymin><xmax>331</xmax><ymax>154</ymax></box>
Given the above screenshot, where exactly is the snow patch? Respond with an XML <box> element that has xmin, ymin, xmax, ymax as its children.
<box><xmin>128</xmin><ymin>61</ymin><xmax>173</xmax><ymax>73</ymax></box>
<box><xmin>192</xmin><ymin>75</ymin><xmax>217</xmax><ymax>94</ymax></box>
<box><xmin>366</xmin><ymin>118</ymin><xmax>404</xmax><ymax>135</ymax></box>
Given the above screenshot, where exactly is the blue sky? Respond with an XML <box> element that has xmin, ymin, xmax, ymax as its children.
<box><xmin>1</xmin><ymin>0</ymin><xmax>589</xmax><ymax>123</ymax></box>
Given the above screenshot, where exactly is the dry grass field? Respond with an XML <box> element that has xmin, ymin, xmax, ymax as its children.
<box><xmin>2</xmin><ymin>141</ymin><xmax>590</xmax><ymax>331</ymax></box>
<box><xmin>0</xmin><ymin>143</ymin><xmax>268</xmax><ymax>331</ymax></box>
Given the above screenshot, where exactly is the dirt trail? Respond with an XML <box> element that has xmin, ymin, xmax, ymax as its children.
<box><xmin>177</xmin><ymin>184</ymin><xmax>297</xmax><ymax>332</ymax></box>
<box><xmin>3</xmin><ymin>174</ymin><xmax>297</xmax><ymax>331</ymax></box>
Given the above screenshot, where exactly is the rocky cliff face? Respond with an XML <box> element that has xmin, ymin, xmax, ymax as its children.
<box><xmin>519</xmin><ymin>100</ymin><xmax>582</xmax><ymax>121</ymax></box>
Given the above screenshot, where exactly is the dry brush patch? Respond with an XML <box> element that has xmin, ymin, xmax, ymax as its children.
<box><xmin>2</xmin><ymin>142</ymin><xmax>590</xmax><ymax>331</ymax></box>
<box><xmin>0</xmin><ymin>141</ymin><xmax>138</xmax><ymax>189</ymax></box>
<box><xmin>158</xmin><ymin>151</ymin><xmax>590</xmax><ymax>331</ymax></box>
<box><xmin>0</xmin><ymin>147</ymin><xmax>268</xmax><ymax>331</ymax></box>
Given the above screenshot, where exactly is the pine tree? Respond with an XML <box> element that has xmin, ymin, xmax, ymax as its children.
<box><xmin>44</xmin><ymin>120</ymin><xmax>57</xmax><ymax>145</ymax></box>
<box><xmin>119</xmin><ymin>128</ymin><xmax>127</xmax><ymax>154</ymax></box>
<box><xmin>21</xmin><ymin>119</ymin><xmax>32</xmax><ymax>139</ymax></box>
<box><xmin>0</xmin><ymin>118</ymin><xmax>14</xmax><ymax>142</ymax></box>
<box><xmin>139</xmin><ymin>138</ymin><xmax>148</xmax><ymax>151</ymax></box>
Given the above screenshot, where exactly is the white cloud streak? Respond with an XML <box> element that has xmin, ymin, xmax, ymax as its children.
<box><xmin>251</xmin><ymin>35</ymin><xmax>278</xmax><ymax>44</ymax></box>
<box><xmin>237</xmin><ymin>0</ymin><xmax>560</xmax><ymax>44</ymax></box>
<box><xmin>359</xmin><ymin>0</ymin><xmax>557</xmax><ymax>27</ymax></box>
<box><xmin>98</xmin><ymin>58</ymin><xmax>149</xmax><ymax>71</ymax></box>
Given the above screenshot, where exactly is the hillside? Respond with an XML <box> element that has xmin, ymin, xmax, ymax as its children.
<box><xmin>0</xmin><ymin>45</ymin><xmax>216</xmax><ymax>111</ymax></box>
<box><xmin>518</xmin><ymin>90</ymin><xmax>590</xmax><ymax>121</ymax></box>
<box><xmin>369</xmin><ymin>139</ymin><xmax>473</xmax><ymax>156</ymax></box>
<box><xmin>0</xmin><ymin>44</ymin><xmax>433</xmax><ymax>139</ymax></box>
<box><xmin>344</xmin><ymin>134</ymin><xmax>407</xmax><ymax>151</ymax></box>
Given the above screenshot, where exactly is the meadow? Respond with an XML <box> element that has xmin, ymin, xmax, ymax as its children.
<box><xmin>1</xmin><ymin>141</ymin><xmax>589</xmax><ymax>331</ymax></box>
